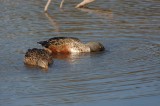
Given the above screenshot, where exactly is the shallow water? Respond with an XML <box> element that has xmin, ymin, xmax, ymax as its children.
<box><xmin>0</xmin><ymin>0</ymin><xmax>160</xmax><ymax>106</ymax></box>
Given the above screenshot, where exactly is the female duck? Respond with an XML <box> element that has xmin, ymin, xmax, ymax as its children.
<box><xmin>24</xmin><ymin>48</ymin><xmax>53</xmax><ymax>69</ymax></box>
<box><xmin>38</xmin><ymin>37</ymin><xmax>105</xmax><ymax>54</ymax></box>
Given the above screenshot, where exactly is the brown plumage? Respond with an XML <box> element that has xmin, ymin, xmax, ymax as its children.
<box><xmin>24</xmin><ymin>48</ymin><xmax>53</xmax><ymax>69</ymax></box>
<box><xmin>38</xmin><ymin>37</ymin><xmax>105</xmax><ymax>54</ymax></box>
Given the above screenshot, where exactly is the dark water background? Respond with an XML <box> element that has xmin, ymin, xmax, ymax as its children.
<box><xmin>0</xmin><ymin>0</ymin><xmax>160</xmax><ymax>106</ymax></box>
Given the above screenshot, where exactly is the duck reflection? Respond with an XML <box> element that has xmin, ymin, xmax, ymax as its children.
<box><xmin>51</xmin><ymin>51</ymin><xmax>105</xmax><ymax>64</ymax></box>
<box><xmin>51</xmin><ymin>53</ymin><xmax>90</xmax><ymax>63</ymax></box>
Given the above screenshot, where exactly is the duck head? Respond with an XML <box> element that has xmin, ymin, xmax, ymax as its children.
<box><xmin>86</xmin><ymin>42</ymin><xmax>105</xmax><ymax>52</ymax></box>
<box><xmin>37</xmin><ymin>59</ymin><xmax>49</xmax><ymax>69</ymax></box>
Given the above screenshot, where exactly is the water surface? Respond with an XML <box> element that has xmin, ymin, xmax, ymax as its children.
<box><xmin>0</xmin><ymin>0</ymin><xmax>160</xmax><ymax>106</ymax></box>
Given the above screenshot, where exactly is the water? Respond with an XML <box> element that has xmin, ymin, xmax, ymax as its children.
<box><xmin>0</xmin><ymin>0</ymin><xmax>160</xmax><ymax>106</ymax></box>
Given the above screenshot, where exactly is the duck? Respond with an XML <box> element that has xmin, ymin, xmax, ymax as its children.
<box><xmin>38</xmin><ymin>37</ymin><xmax>105</xmax><ymax>54</ymax></box>
<box><xmin>24</xmin><ymin>48</ymin><xmax>53</xmax><ymax>69</ymax></box>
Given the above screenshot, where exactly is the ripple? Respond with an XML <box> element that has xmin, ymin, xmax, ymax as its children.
<box><xmin>0</xmin><ymin>0</ymin><xmax>160</xmax><ymax>106</ymax></box>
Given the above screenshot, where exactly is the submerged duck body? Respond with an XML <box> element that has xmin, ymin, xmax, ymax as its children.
<box><xmin>38</xmin><ymin>37</ymin><xmax>105</xmax><ymax>54</ymax></box>
<box><xmin>24</xmin><ymin>48</ymin><xmax>53</xmax><ymax>69</ymax></box>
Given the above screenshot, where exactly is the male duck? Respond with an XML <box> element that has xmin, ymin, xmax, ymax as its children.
<box><xmin>24</xmin><ymin>48</ymin><xmax>53</xmax><ymax>69</ymax></box>
<box><xmin>38</xmin><ymin>37</ymin><xmax>105</xmax><ymax>54</ymax></box>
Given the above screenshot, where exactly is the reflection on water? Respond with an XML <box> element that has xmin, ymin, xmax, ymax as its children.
<box><xmin>77</xmin><ymin>7</ymin><xmax>113</xmax><ymax>19</ymax></box>
<box><xmin>0</xmin><ymin>0</ymin><xmax>160</xmax><ymax>106</ymax></box>
<box><xmin>52</xmin><ymin>53</ymin><xmax>90</xmax><ymax>62</ymax></box>
<box><xmin>45</xmin><ymin>12</ymin><xmax>60</xmax><ymax>34</ymax></box>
